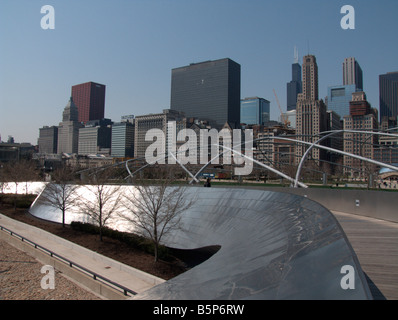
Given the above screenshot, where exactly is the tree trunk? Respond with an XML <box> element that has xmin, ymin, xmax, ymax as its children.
<box><xmin>62</xmin><ymin>208</ymin><xmax>65</xmax><ymax>227</ymax></box>
<box><xmin>154</xmin><ymin>242</ymin><xmax>158</xmax><ymax>262</ymax></box>
<box><xmin>99</xmin><ymin>221</ymin><xmax>103</xmax><ymax>242</ymax></box>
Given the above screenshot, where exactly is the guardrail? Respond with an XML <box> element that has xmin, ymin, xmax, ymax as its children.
<box><xmin>0</xmin><ymin>224</ymin><xmax>137</xmax><ymax>297</ymax></box>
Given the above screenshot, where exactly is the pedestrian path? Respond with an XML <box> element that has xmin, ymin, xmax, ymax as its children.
<box><xmin>333</xmin><ymin>211</ymin><xmax>398</xmax><ymax>300</ymax></box>
<box><xmin>0</xmin><ymin>213</ymin><xmax>164</xmax><ymax>299</ymax></box>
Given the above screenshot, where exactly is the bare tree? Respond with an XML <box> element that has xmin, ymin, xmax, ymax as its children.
<box><xmin>79</xmin><ymin>170</ymin><xmax>122</xmax><ymax>241</ymax></box>
<box><xmin>3</xmin><ymin>159</ymin><xmax>39</xmax><ymax>195</ymax></box>
<box><xmin>120</xmin><ymin>166</ymin><xmax>195</xmax><ymax>262</ymax></box>
<box><xmin>38</xmin><ymin>166</ymin><xmax>79</xmax><ymax>227</ymax></box>
<box><xmin>0</xmin><ymin>163</ymin><xmax>5</xmax><ymax>194</ymax></box>
<box><xmin>2</xmin><ymin>160</ymin><xmax>39</xmax><ymax>210</ymax></box>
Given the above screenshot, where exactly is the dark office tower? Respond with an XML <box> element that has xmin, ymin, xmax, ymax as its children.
<box><xmin>170</xmin><ymin>58</ymin><xmax>241</xmax><ymax>128</ymax></box>
<box><xmin>287</xmin><ymin>62</ymin><xmax>302</xmax><ymax>111</ymax></box>
<box><xmin>379</xmin><ymin>72</ymin><xmax>398</xmax><ymax>122</ymax></box>
<box><xmin>343</xmin><ymin>57</ymin><xmax>363</xmax><ymax>91</ymax></box>
<box><xmin>71</xmin><ymin>81</ymin><xmax>106</xmax><ymax>124</ymax></box>
<box><xmin>38</xmin><ymin>126</ymin><xmax>58</xmax><ymax>154</ymax></box>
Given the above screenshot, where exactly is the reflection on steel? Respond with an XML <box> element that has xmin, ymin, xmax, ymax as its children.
<box><xmin>29</xmin><ymin>185</ymin><xmax>372</xmax><ymax>300</ymax></box>
<box><xmin>1</xmin><ymin>182</ymin><xmax>47</xmax><ymax>195</ymax></box>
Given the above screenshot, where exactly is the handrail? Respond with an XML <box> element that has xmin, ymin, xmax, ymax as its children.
<box><xmin>0</xmin><ymin>224</ymin><xmax>137</xmax><ymax>297</ymax></box>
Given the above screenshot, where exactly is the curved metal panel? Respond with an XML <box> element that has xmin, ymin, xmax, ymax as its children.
<box><xmin>29</xmin><ymin>185</ymin><xmax>372</xmax><ymax>300</ymax></box>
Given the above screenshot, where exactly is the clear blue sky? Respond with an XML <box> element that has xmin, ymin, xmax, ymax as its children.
<box><xmin>1</xmin><ymin>0</ymin><xmax>397</xmax><ymax>144</ymax></box>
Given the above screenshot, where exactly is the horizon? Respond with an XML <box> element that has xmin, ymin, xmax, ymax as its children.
<box><xmin>1</xmin><ymin>0</ymin><xmax>397</xmax><ymax>144</ymax></box>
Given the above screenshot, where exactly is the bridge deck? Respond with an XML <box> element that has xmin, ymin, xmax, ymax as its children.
<box><xmin>333</xmin><ymin>211</ymin><xmax>398</xmax><ymax>300</ymax></box>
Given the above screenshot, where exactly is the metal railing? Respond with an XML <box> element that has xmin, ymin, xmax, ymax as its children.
<box><xmin>0</xmin><ymin>224</ymin><xmax>137</xmax><ymax>297</ymax></box>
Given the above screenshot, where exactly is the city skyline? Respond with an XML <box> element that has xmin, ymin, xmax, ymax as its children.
<box><xmin>1</xmin><ymin>0</ymin><xmax>398</xmax><ymax>144</ymax></box>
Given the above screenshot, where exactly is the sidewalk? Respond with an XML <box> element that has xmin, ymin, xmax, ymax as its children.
<box><xmin>332</xmin><ymin>211</ymin><xmax>398</xmax><ymax>300</ymax></box>
<box><xmin>0</xmin><ymin>213</ymin><xmax>164</xmax><ymax>299</ymax></box>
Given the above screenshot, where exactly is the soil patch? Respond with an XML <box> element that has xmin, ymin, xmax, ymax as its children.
<box><xmin>0</xmin><ymin>203</ymin><xmax>186</xmax><ymax>280</ymax></box>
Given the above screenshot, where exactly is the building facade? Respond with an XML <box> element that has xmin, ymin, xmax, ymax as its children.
<box><xmin>327</xmin><ymin>84</ymin><xmax>357</xmax><ymax>118</ymax></box>
<box><xmin>111</xmin><ymin>117</ymin><xmax>135</xmax><ymax>159</ymax></box>
<box><xmin>379</xmin><ymin>72</ymin><xmax>398</xmax><ymax>122</ymax></box>
<box><xmin>301</xmin><ymin>55</ymin><xmax>318</xmax><ymax>101</ymax></box>
<box><xmin>71</xmin><ymin>81</ymin><xmax>106</xmax><ymax>124</ymax></box>
<box><xmin>295</xmin><ymin>55</ymin><xmax>328</xmax><ymax>165</ymax></box>
<box><xmin>38</xmin><ymin>126</ymin><xmax>58</xmax><ymax>154</ymax></box>
<box><xmin>343</xmin><ymin>57</ymin><xmax>363</xmax><ymax>91</ymax></box>
<box><xmin>57</xmin><ymin>98</ymin><xmax>84</xmax><ymax>154</ymax></box>
<box><xmin>287</xmin><ymin>62</ymin><xmax>302</xmax><ymax>111</ymax></box>
<box><xmin>326</xmin><ymin>110</ymin><xmax>343</xmax><ymax>167</ymax></box>
<box><xmin>343</xmin><ymin>92</ymin><xmax>378</xmax><ymax>177</ymax></box>
<box><xmin>170</xmin><ymin>58</ymin><xmax>241</xmax><ymax>128</ymax></box>
<box><xmin>256</xmin><ymin>126</ymin><xmax>296</xmax><ymax>168</ymax></box>
<box><xmin>240</xmin><ymin>97</ymin><xmax>270</xmax><ymax>126</ymax></box>
<box><xmin>134</xmin><ymin>109</ymin><xmax>186</xmax><ymax>159</ymax></box>
<box><xmin>78</xmin><ymin>119</ymin><xmax>112</xmax><ymax>156</ymax></box>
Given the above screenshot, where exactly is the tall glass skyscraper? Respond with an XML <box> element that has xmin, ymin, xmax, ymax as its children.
<box><xmin>240</xmin><ymin>97</ymin><xmax>270</xmax><ymax>125</ymax></box>
<box><xmin>327</xmin><ymin>84</ymin><xmax>357</xmax><ymax>118</ymax></box>
<box><xmin>287</xmin><ymin>62</ymin><xmax>302</xmax><ymax>111</ymax></box>
<box><xmin>170</xmin><ymin>58</ymin><xmax>241</xmax><ymax>128</ymax></box>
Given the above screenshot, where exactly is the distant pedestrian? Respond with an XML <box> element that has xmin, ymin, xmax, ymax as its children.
<box><xmin>204</xmin><ymin>178</ymin><xmax>211</xmax><ymax>187</ymax></box>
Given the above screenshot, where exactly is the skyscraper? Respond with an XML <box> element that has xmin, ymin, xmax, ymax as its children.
<box><xmin>57</xmin><ymin>97</ymin><xmax>84</xmax><ymax>154</ymax></box>
<box><xmin>301</xmin><ymin>55</ymin><xmax>319</xmax><ymax>101</ymax></box>
<box><xmin>343</xmin><ymin>58</ymin><xmax>363</xmax><ymax>91</ymax></box>
<box><xmin>134</xmin><ymin>109</ymin><xmax>186</xmax><ymax>159</ymax></box>
<box><xmin>38</xmin><ymin>126</ymin><xmax>58</xmax><ymax>154</ymax></box>
<box><xmin>240</xmin><ymin>97</ymin><xmax>270</xmax><ymax>125</ymax></box>
<box><xmin>78</xmin><ymin>119</ymin><xmax>112</xmax><ymax>156</ymax></box>
<box><xmin>286</xmin><ymin>48</ymin><xmax>302</xmax><ymax>111</ymax></box>
<box><xmin>111</xmin><ymin>116</ymin><xmax>135</xmax><ymax>158</ymax></box>
<box><xmin>296</xmin><ymin>55</ymin><xmax>327</xmax><ymax>165</ymax></box>
<box><xmin>379</xmin><ymin>71</ymin><xmax>398</xmax><ymax>122</ymax></box>
<box><xmin>170</xmin><ymin>58</ymin><xmax>241</xmax><ymax>128</ymax></box>
<box><xmin>71</xmin><ymin>81</ymin><xmax>106</xmax><ymax>124</ymax></box>
<box><xmin>327</xmin><ymin>84</ymin><xmax>357</xmax><ymax>118</ymax></box>
<box><xmin>343</xmin><ymin>92</ymin><xmax>378</xmax><ymax>177</ymax></box>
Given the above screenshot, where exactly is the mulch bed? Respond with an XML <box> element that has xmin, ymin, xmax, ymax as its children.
<box><xmin>0</xmin><ymin>204</ymin><xmax>187</xmax><ymax>280</ymax></box>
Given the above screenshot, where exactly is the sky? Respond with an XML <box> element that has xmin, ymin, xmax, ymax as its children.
<box><xmin>0</xmin><ymin>0</ymin><xmax>397</xmax><ymax>145</ymax></box>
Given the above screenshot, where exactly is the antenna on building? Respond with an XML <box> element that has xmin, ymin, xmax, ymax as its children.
<box><xmin>294</xmin><ymin>46</ymin><xmax>299</xmax><ymax>64</ymax></box>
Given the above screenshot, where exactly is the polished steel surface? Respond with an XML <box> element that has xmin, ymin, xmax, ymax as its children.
<box><xmin>29</xmin><ymin>185</ymin><xmax>372</xmax><ymax>300</ymax></box>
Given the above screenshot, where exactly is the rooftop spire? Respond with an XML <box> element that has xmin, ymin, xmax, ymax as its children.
<box><xmin>294</xmin><ymin>46</ymin><xmax>299</xmax><ymax>64</ymax></box>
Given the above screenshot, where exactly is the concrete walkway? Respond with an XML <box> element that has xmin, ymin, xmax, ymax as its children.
<box><xmin>0</xmin><ymin>213</ymin><xmax>164</xmax><ymax>300</ymax></box>
<box><xmin>333</xmin><ymin>211</ymin><xmax>398</xmax><ymax>300</ymax></box>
